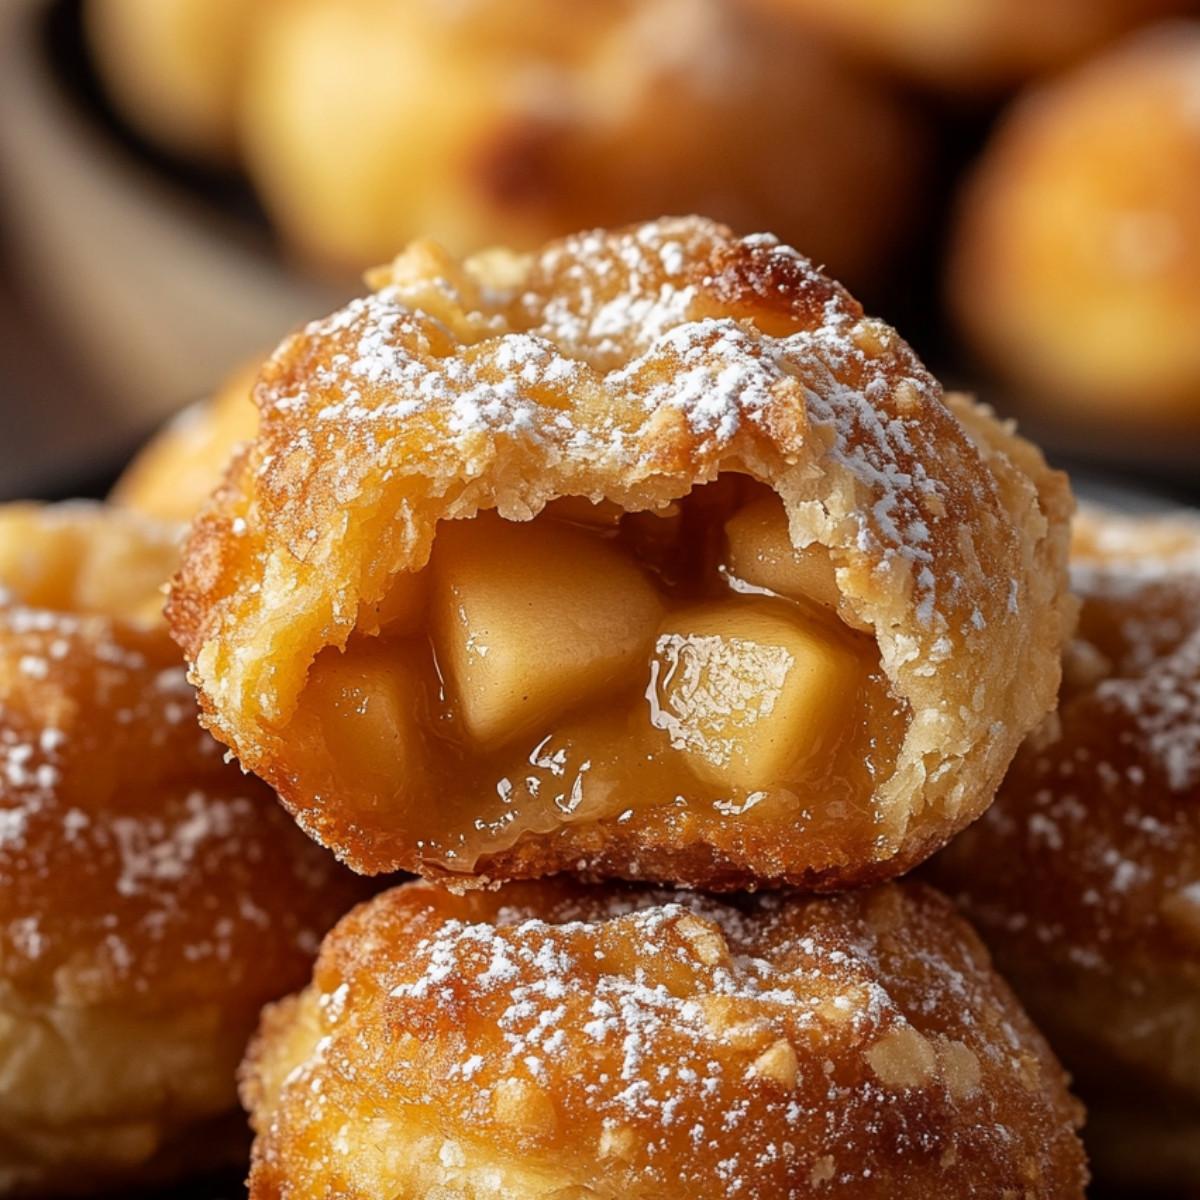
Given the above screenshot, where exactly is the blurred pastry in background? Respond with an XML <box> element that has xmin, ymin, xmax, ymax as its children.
<box><xmin>241</xmin><ymin>0</ymin><xmax>925</xmax><ymax>290</ymax></box>
<box><xmin>947</xmin><ymin>23</ymin><xmax>1200</xmax><ymax>436</ymax></box>
<box><xmin>0</xmin><ymin>500</ymin><xmax>182</xmax><ymax>627</ymax></box>
<box><xmin>242</xmin><ymin>877</ymin><xmax>1088</xmax><ymax>1199</ymax></box>
<box><xmin>745</xmin><ymin>0</ymin><xmax>1198</xmax><ymax>92</ymax></box>
<box><xmin>83</xmin><ymin>0</ymin><xmax>261</xmax><ymax>164</ymax></box>
<box><xmin>0</xmin><ymin>501</ymin><xmax>373</xmax><ymax>1195</ymax></box>
<box><xmin>927</xmin><ymin>505</ymin><xmax>1200</xmax><ymax>1191</ymax></box>
<box><xmin>84</xmin><ymin>0</ymin><xmax>926</xmax><ymax>292</ymax></box>
<box><xmin>111</xmin><ymin>357</ymin><xmax>261</xmax><ymax>523</ymax></box>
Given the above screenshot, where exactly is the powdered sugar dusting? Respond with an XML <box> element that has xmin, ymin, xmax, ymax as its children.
<box><xmin>932</xmin><ymin>510</ymin><xmax>1200</xmax><ymax>983</ymax></box>
<box><xmin>110</xmin><ymin>791</ymin><xmax>255</xmax><ymax>897</ymax></box>
<box><xmin>262</xmin><ymin>882</ymin><xmax>1085</xmax><ymax>1197</ymax></box>
<box><xmin>259</xmin><ymin>218</ymin><xmax>992</xmax><ymax>640</ymax></box>
<box><xmin>0</xmin><ymin>601</ymin><xmax>363</xmax><ymax>1007</ymax></box>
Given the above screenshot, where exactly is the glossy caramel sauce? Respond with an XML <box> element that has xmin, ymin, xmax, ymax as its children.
<box><xmin>292</xmin><ymin>477</ymin><xmax>907</xmax><ymax>875</ymax></box>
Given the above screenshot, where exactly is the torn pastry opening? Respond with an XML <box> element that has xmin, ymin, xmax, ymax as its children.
<box><xmin>288</xmin><ymin>472</ymin><xmax>907</xmax><ymax>877</ymax></box>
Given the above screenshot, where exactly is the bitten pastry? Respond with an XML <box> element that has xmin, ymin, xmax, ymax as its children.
<box><xmin>241</xmin><ymin>877</ymin><xmax>1089</xmax><ymax>1199</ymax></box>
<box><xmin>236</xmin><ymin>0</ymin><xmax>923</xmax><ymax>291</ymax></box>
<box><xmin>0</xmin><ymin>503</ymin><xmax>372</xmax><ymax>1195</ymax></box>
<box><xmin>928</xmin><ymin>505</ymin><xmax>1200</xmax><ymax>1190</ymax></box>
<box><xmin>948</xmin><ymin>23</ymin><xmax>1200</xmax><ymax>434</ymax></box>
<box><xmin>168</xmin><ymin>216</ymin><xmax>1076</xmax><ymax>890</ymax></box>
<box><xmin>111</xmin><ymin>358</ymin><xmax>261</xmax><ymax>524</ymax></box>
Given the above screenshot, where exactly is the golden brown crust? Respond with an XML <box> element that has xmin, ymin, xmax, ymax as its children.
<box><xmin>927</xmin><ymin>504</ymin><xmax>1200</xmax><ymax>1189</ymax></box>
<box><xmin>169</xmin><ymin>216</ymin><xmax>1075</xmax><ymax>887</ymax></box>
<box><xmin>0</xmin><ymin>501</ymin><xmax>183</xmax><ymax>627</ymax></box>
<box><xmin>0</xmin><ymin>502</ymin><xmax>374</xmax><ymax>1192</ymax></box>
<box><xmin>241</xmin><ymin>877</ymin><xmax>1088</xmax><ymax>1200</ymax></box>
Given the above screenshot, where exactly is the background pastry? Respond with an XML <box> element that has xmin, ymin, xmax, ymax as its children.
<box><xmin>927</xmin><ymin>505</ymin><xmax>1200</xmax><ymax>1190</ymax></box>
<box><xmin>110</xmin><ymin>358</ymin><xmax>260</xmax><ymax>524</ymax></box>
<box><xmin>0</xmin><ymin>500</ymin><xmax>183</xmax><ymax>628</ymax></box>
<box><xmin>82</xmin><ymin>0</ymin><xmax>262</xmax><ymax>164</ymax></box>
<box><xmin>239</xmin><ymin>0</ymin><xmax>925</xmax><ymax>292</ymax></box>
<box><xmin>947</xmin><ymin>23</ymin><xmax>1200</xmax><ymax>435</ymax></box>
<box><xmin>81</xmin><ymin>0</ymin><xmax>925</xmax><ymax>294</ymax></box>
<box><xmin>242</xmin><ymin>877</ymin><xmax>1088</xmax><ymax>1200</ymax></box>
<box><xmin>0</xmin><ymin>502</ymin><xmax>372</xmax><ymax>1195</ymax></box>
<box><xmin>745</xmin><ymin>0</ymin><xmax>1198</xmax><ymax>92</ymax></box>
<box><xmin>168</xmin><ymin>217</ymin><xmax>1076</xmax><ymax>891</ymax></box>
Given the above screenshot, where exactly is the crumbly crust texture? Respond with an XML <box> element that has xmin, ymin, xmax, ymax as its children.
<box><xmin>169</xmin><ymin>216</ymin><xmax>1075</xmax><ymax>886</ymax></box>
<box><xmin>241</xmin><ymin>877</ymin><xmax>1087</xmax><ymax>1200</ymax></box>
<box><xmin>0</xmin><ymin>503</ymin><xmax>372</xmax><ymax>1193</ymax></box>
<box><xmin>928</xmin><ymin>504</ymin><xmax>1200</xmax><ymax>1185</ymax></box>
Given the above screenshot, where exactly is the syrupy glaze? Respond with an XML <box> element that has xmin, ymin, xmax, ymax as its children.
<box><xmin>290</xmin><ymin>476</ymin><xmax>907</xmax><ymax>877</ymax></box>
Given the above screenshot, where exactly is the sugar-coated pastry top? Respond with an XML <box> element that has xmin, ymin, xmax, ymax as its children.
<box><xmin>0</xmin><ymin>610</ymin><xmax>350</xmax><ymax>1011</ymax></box>
<box><xmin>935</xmin><ymin>504</ymin><xmax>1200</xmax><ymax>977</ymax></box>
<box><xmin>170</xmin><ymin>217</ymin><xmax>1075</xmax><ymax>886</ymax></box>
<box><xmin>242</xmin><ymin>878</ymin><xmax>1088</xmax><ymax>1199</ymax></box>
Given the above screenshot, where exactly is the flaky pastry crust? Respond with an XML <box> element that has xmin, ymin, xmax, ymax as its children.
<box><xmin>169</xmin><ymin>216</ymin><xmax>1075</xmax><ymax>887</ymax></box>
<box><xmin>241</xmin><ymin>877</ymin><xmax>1087</xmax><ymax>1199</ymax></box>
<box><xmin>928</xmin><ymin>504</ymin><xmax>1200</xmax><ymax>1190</ymax></box>
<box><xmin>0</xmin><ymin>503</ymin><xmax>372</xmax><ymax>1195</ymax></box>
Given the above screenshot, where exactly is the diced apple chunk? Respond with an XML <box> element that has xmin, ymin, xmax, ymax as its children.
<box><xmin>432</xmin><ymin>512</ymin><xmax>664</xmax><ymax>747</ymax></box>
<box><xmin>724</xmin><ymin>495</ymin><xmax>842</xmax><ymax>612</ymax></box>
<box><xmin>648</xmin><ymin>599</ymin><xmax>864</xmax><ymax>792</ymax></box>
<box><xmin>305</xmin><ymin>641</ymin><xmax>427</xmax><ymax>796</ymax></box>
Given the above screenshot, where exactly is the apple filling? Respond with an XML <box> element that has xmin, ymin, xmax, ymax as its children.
<box><xmin>296</xmin><ymin>479</ymin><xmax>906</xmax><ymax>872</ymax></box>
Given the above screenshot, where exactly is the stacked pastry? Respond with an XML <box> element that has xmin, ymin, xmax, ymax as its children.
<box><xmin>929</xmin><ymin>505</ymin><xmax>1200</xmax><ymax>1192</ymax></box>
<box><xmin>155</xmin><ymin>216</ymin><xmax>1089</xmax><ymax>1196</ymax></box>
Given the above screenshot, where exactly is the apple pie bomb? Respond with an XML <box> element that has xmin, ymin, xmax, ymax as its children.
<box><xmin>0</xmin><ymin>502</ymin><xmax>373</xmax><ymax>1194</ymax></box>
<box><xmin>168</xmin><ymin>216</ymin><xmax>1076</xmax><ymax>892</ymax></box>
<box><xmin>240</xmin><ymin>878</ymin><xmax>1088</xmax><ymax>1199</ymax></box>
